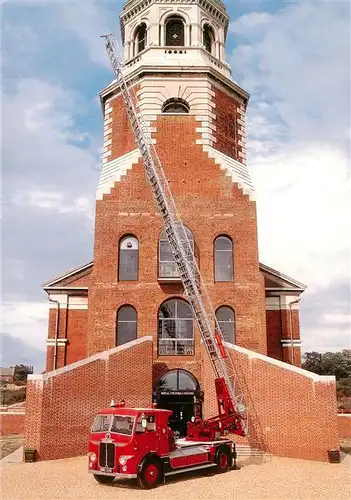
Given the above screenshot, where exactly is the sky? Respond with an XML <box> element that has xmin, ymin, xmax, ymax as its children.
<box><xmin>1</xmin><ymin>0</ymin><xmax>350</xmax><ymax>372</ymax></box>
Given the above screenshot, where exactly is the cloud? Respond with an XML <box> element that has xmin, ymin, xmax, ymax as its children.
<box><xmin>2</xmin><ymin>77</ymin><xmax>99</xmax><ymax>317</ymax></box>
<box><xmin>230</xmin><ymin>0</ymin><xmax>350</xmax><ymax>351</ymax></box>
<box><xmin>1</xmin><ymin>302</ymin><xmax>49</xmax><ymax>347</ymax></box>
<box><xmin>0</xmin><ymin>333</ymin><xmax>46</xmax><ymax>373</ymax></box>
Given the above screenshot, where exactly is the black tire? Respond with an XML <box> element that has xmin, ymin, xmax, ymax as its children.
<box><xmin>138</xmin><ymin>458</ymin><xmax>162</xmax><ymax>489</ymax></box>
<box><xmin>93</xmin><ymin>474</ymin><xmax>115</xmax><ymax>484</ymax></box>
<box><xmin>215</xmin><ymin>445</ymin><xmax>231</xmax><ymax>473</ymax></box>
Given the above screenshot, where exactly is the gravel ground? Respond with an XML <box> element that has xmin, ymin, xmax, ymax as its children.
<box><xmin>1</xmin><ymin>453</ymin><xmax>350</xmax><ymax>500</ymax></box>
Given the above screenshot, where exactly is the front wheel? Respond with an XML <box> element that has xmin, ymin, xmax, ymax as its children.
<box><xmin>215</xmin><ymin>446</ymin><xmax>231</xmax><ymax>473</ymax></box>
<box><xmin>93</xmin><ymin>474</ymin><xmax>115</xmax><ymax>484</ymax></box>
<box><xmin>138</xmin><ymin>459</ymin><xmax>161</xmax><ymax>489</ymax></box>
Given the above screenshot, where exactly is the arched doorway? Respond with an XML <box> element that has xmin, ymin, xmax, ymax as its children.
<box><xmin>153</xmin><ymin>369</ymin><xmax>203</xmax><ymax>437</ymax></box>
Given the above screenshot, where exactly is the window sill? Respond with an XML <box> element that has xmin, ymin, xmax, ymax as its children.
<box><xmin>158</xmin><ymin>277</ymin><xmax>182</xmax><ymax>284</ymax></box>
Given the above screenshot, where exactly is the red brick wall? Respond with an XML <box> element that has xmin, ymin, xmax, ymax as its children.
<box><xmin>213</xmin><ymin>88</ymin><xmax>241</xmax><ymax>160</ymax></box>
<box><xmin>25</xmin><ymin>337</ymin><xmax>153</xmax><ymax>461</ymax></box>
<box><xmin>46</xmin><ymin>308</ymin><xmax>88</xmax><ymax>371</ymax></box>
<box><xmin>0</xmin><ymin>412</ymin><xmax>25</xmax><ymax>436</ymax></box>
<box><xmin>66</xmin><ymin>310</ymin><xmax>88</xmax><ymax>365</ymax></box>
<box><xmin>221</xmin><ymin>345</ymin><xmax>338</xmax><ymax>461</ymax></box>
<box><xmin>338</xmin><ymin>414</ymin><xmax>351</xmax><ymax>438</ymax></box>
<box><xmin>109</xmin><ymin>92</ymin><xmax>138</xmax><ymax>159</ymax></box>
<box><xmin>89</xmin><ymin>113</ymin><xmax>267</xmax><ymax>361</ymax></box>
<box><xmin>266</xmin><ymin>310</ymin><xmax>283</xmax><ymax>361</ymax></box>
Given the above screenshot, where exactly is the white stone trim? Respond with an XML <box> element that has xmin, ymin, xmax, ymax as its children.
<box><xmin>203</xmin><ymin>146</ymin><xmax>254</xmax><ymax>199</ymax></box>
<box><xmin>28</xmin><ymin>336</ymin><xmax>153</xmax><ymax>381</ymax></box>
<box><xmin>96</xmin><ymin>148</ymin><xmax>140</xmax><ymax>200</ymax></box>
<box><xmin>225</xmin><ymin>342</ymin><xmax>335</xmax><ymax>384</ymax></box>
<box><xmin>265</xmin><ymin>296</ymin><xmax>300</xmax><ymax>311</ymax></box>
<box><xmin>281</xmin><ymin>340</ymin><xmax>302</xmax><ymax>347</ymax></box>
<box><xmin>48</xmin><ymin>295</ymin><xmax>88</xmax><ymax>310</ymax></box>
<box><xmin>46</xmin><ymin>339</ymin><xmax>68</xmax><ymax>346</ymax></box>
<box><xmin>135</xmin><ymin>77</ymin><xmax>216</xmax><ymax>146</ymax></box>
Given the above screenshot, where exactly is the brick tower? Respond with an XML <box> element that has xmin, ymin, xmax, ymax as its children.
<box><xmin>88</xmin><ymin>0</ymin><xmax>267</xmax><ymax>401</ymax></box>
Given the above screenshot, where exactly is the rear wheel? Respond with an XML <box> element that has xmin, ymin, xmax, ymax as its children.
<box><xmin>93</xmin><ymin>474</ymin><xmax>115</xmax><ymax>484</ymax></box>
<box><xmin>138</xmin><ymin>459</ymin><xmax>161</xmax><ymax>489</ymax></box>
<box><xmin>216</xmin><ymin>446</ymin><xmax>231</xmax><ymax>473</ymax></box>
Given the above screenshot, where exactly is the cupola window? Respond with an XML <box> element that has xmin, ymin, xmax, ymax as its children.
<box><xmin>203</xmin><ymin>24</ymin><xmax>215</xmax><ymax>54</ymax></box>
<box><xmin>135</xmin><ymin>23</ymin><xmax>147</xmax><ymax>54</ymax></box>
<box><xmin>162</xmin><ymin>98</ymin><xmax>190</xmax><ymax>114</ymax></box>
<box><xmin>166</xmin><ymin>16</ymin><xmax>185</xmax><ymax>46</ymax></box>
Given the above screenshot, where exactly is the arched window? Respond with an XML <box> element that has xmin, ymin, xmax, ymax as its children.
<box><xmin>216</xmin><ymin>306</ymin><xmax>235</xmax><ymax>344</ymax></box>
<box><xmin>134</xmin><ymin>23</ymin><xmax>147</xmax><ymax>54</ymax></box>
<box><xmin>159</xmin><ymin>226</ymin><xmax>194</xmax><ymax>278</ymax></box>
<box><xmin>162</xmin><ymin>98</ymin><xmax>190</xmax><ymax>114</ymax></box>
<box><xmin>116</xmin><ymin>306</ymin><xmax>137</xmax><ymax>346</ymax></box>
<box><xmin>214</xmin><ymin>236</ymin><xmax>233</xmax><ymax>282</ymax></box>
<box><xmin>155</xmin><ymin>369</ymin><xmax>199</xmax><ymax>392</ymax></box>
<box><xmin>203</xmin><ymin>24</ymin><xmax>215</xmax><ymax>54</ymax></box>
<box><xmin>118</xmin><ymin>235</ymin><xmax>139</xmax><ymax>281</ymax></box>
<box><xmin>165</xmin><ymin>16</ymin><xmax>185</xmax><ymax>46</ymax></box>
<box><xmin>158</xmin><ymin>299</ymin><xmax>194</xmax><ymax>355</ymax></box>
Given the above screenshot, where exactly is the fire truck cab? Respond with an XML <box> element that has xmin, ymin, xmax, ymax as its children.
<box><xmin>88</xmin><ymin>403</ymin><xmax>236</xmax><ymax>489</ymax></box>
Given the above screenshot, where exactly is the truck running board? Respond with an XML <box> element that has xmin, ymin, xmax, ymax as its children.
<box><xmin>165</xmin><ymin>463</ymin><xmax>215</xmax><ymax>476</ymax></box>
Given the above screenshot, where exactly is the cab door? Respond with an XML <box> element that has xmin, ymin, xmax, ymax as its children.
<box><xmin>135</xmin><ymin>413</ymin><xmax>158</xmax><ymax>456</ymax></box>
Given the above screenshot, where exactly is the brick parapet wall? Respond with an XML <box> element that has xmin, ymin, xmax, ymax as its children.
<box><xmin>338</xmin><ymin>414</ymin><xmax>351</xmax><ymax>438</ymax></box>
<box><xmin>202</xmin><ymin>343</ymin><xmax>338</xmax><ymax>461</ymax></box>
<box><xmin>229</xmin><ymin>344</ymin><xmax>338</xmax><ymax>460</ymax></box>
<box><xmin>0</xmin><ymin>412</ymin><xmax>25</xmax><ymax>436</ymax></box>
<box><xmin>25</xmin><ymin>337</ymin><xmax>153</xmax><ymax>461</ymax></box>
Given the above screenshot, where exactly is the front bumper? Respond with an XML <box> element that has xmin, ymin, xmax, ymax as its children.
<box><xmin>89</xmin><ymin>470</ymin><xmax>137</xmax><ymax>479</ymax></box>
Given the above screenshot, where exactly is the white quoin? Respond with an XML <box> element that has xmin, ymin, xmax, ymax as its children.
<box><xmin>120</xmin><ymin>0</ymin><xmax>229</xmax><ymax>68</ymax></box>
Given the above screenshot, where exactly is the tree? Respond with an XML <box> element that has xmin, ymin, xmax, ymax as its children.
<box><xmin>302</xmin><ymin>350</ymin><xmax>351</xmax><ymax>380</ymax></box>
<box><xmin>14</xmin><ymin>364</ymin><xmax>33</xmax><ymax>382</ymax></box>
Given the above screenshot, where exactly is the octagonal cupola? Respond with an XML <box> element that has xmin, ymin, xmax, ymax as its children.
<box><xmin>120</xmin><ymin>0</ymin><xmax>232</xmax><ymax>80</ymax></box>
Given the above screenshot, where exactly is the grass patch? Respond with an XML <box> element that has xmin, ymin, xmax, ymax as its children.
<box><xmin>0</xmin><ymin>435</ymin><xmax>24</xmax><ymax>460</ymax></box>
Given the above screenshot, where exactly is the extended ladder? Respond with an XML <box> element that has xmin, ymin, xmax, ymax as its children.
<box><xmin>102</xmin><ymin>35</ymin><xmax>247</xmax><ymax>433</ymax></box>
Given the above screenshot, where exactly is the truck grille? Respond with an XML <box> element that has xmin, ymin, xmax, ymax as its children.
<box><xmin>99</xmin><ymin>442</ymin><xmax>115</xmax><ymax>469</ymax></box>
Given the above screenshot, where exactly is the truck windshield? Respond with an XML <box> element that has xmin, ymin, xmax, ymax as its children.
<box><xmin>111</xmin><ymin>415</ymin><xmax>135</xmax><ymax>436</ymax></box>
<box><xmin>91</xmin><ymin>414</ymin><xmax>112</xmax><ymax>433</ymax></box>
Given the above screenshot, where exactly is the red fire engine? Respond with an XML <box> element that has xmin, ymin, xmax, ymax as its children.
<box><xmin>88</xmin><ymin>379</ymin><xmax>245</xmax><ymax>489</ymax></box>
<box><xmin>88</xmin><ymin>35</ymin><xmax>249</xmax><ymax>489</ymax></box>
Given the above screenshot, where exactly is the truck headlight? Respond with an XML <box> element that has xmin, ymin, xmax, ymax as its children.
<box><xmin>119</xmin><ymin>456</ymin><xmax>129</xmax><ymax>465</ymax></box>
<box><xmin>89</xmin><ymin>452</ymin><xmax>97</xmax><ymax>463</ymax></box>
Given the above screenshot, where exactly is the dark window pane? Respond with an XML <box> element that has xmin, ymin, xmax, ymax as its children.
<box><xmin>137</xmin><ymin>23</ymin><xmax>147</xmax><ymax>53</ymax></box>
<box><xmin>117</xmin><ymin>320</ymin><xmax>137</xmax><ymax>346</ymax></box>
<box><xmin>203</xmin><ymin>25</ymin><xmax>214</xmax><ymax>53</ymax></box>
<box><xmin>218</xmin><ymin>321</ymin><xmax>235</xmax><ymax>344</ymax></box>
<box><xmin>162</xmin><ymin>102</ymin><xmax>189</xmax><ymax>113</ymax></box>
<box><xmin>177</xmin><ymin>301</ymin><xmax>193</xmax><ymax>319</ymax></box>
<box><xmin>158</xmin><ymin>299</ymin><xmax>194</xmax><ymax>356</ymax></box>
<box><xmin>160</xmin><ymin>319</ymin><xmax>177</xmax><ymax>339</ymax></box>
<box><xmin>166</xmin><ymin>18</ymin><xmax>184</xmax><ymax>46</ymax></box>
<box><xmin>176</xmin><ymin>341</ymin><xmax>194</xmax><ymax>355</ymax></box>
<box><xmin>215</xmin><ymin>236</ymin><xmax>232</xmax><ymax>251</ymax></box>
<box><xmin>159</xmin><ymin>240</ymin><xmax>174</xmax><ymax>262</ymax></box>
<box><xmin>178</xmin><ymin>372</ymin><xmax>197</xmax><ymax>391</ymax></box>
<box><xmin>215</xmin><ymin>242</ymin><xmax>233</xmax><ymax>282</ymax></box>
<box><xmin>216</xmin><ymin>306</ymin><xmax>234</xmax><ymax>322</ymax></box>
<box><xmin>119</xmin><ymin>250</ymin><xmax>138</xmax><ymax>281</ymax></box>
<box><xmin>118</xmin><ymin>306</ymin><xmax>137</xmax><ymax>322</ymax></box>
<box><xmin>159</xmin><ymin>300</ymin><xmax>176</xmax><ymax>318</ymax></box>
<box><xmin>158</xmin><ymin>371</ymin><xmax>178</xmax><ymax>391</ymax></box>
<box><xmin>216</xmin><ymin>307</ymin><xmax>235</xmax><ymax>344</ymax></box>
